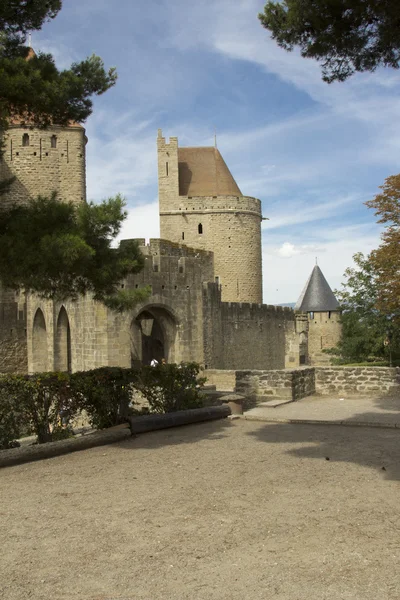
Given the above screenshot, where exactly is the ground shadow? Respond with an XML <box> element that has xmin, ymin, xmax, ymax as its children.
<box><xmin>115</xmin><ymin>417</ymin><xmax>233</xmax><ymax>452</ymax></box>
<box><xmin>246</xmin><ymin>390</ymin><xmax>400</xmax><ymax>482</ymax></box>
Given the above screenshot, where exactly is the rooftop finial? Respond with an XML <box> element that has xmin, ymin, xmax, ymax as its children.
<box><xmin>28</xmin><ymin>32</ymin><xmax>32</xmax><ymax>48</ymax></box>
<box><xmin>214</xmin><ymin>128</ymin><xmax>217</xmax><ymax>148</ymax></box>
<box><xmin>315</xmin><ymin>256</ymin><xmax>318</xmax><ymax>265</ymax></box>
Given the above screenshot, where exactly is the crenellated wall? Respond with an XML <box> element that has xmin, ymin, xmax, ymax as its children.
<box><xmin>203</xmin><ymin>282</ymin><xmax>298</xmax><ymax>370</ymax></box>
<box><xmin>0</xmin><ymin>124</ymin><xmax>87</xmax><ymax>208</ymax></box>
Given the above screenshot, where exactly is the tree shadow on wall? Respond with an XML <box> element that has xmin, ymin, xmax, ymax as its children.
<box><xmin>246</xmin><ymin>392</ymin><xmax>400</xmax><ymax>482</ymax></box>
<box><xmin>115</xmin><ymin>417</ymin><xmax>233</xmax><ymax>452</ymax></box>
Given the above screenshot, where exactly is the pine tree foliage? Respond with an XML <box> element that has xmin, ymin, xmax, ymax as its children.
<box><xmin>259</xmin><ymin>0</ymin><xmax>400</xmax><ymax>82</ymax></box>
<box><xmin>0</xmin><ymin>193</ymin><xmax>146</xmax><ymax>309</ymax></box>
<box><xmin>0</xmin><ymin>2</ymin><xmax>147</xmax><ymax>310</ymax></box>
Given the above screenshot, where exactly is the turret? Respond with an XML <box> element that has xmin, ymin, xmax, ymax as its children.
<box><xmin>295</xmin><ymin>265</ymin><xmax>342</xmax><ymax>365</ymax></box>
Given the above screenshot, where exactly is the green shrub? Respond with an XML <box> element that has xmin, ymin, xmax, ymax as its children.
<box><xmin>0</xmin><ymin>372</ymin><xmax>76</xmax><ymax>446</ymax></box>
<box><xmin>70</xmin><ymin>367</ymin><xmax>137</xmax><ymax>429</ymax></box>
<box><xmin>18</xmin><ymin>372</ymin><xmax>76</xmax><ymax>444</ymax></box>
<box><xmin>0</xmin><ymin>376</ymin><xmax>26</xmax><ymax>449</ymax></box>
<box><xmin>0</xmin><ymin>362</ymin><xmax>206</xmax><ymax>448</ymax></box>
<box><xmin>135</xmin><ymin>362</ymin><xmax>205</xmax><ymax>413</ymax></box>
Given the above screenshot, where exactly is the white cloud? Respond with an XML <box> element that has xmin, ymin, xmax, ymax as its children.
<box><xmin>275</xmin><ymin>242</ymin><xmax>325</xmax><ymax>259</ymax></box>
<box><xmin>263</xmin><ymin>223</ymin><xmax>382</xmax><ymax>304</ymax></box>
<box><xmin>117</xmin><ymin>201</ymin><xmax>160</xmax><ymax>243</ymax></box>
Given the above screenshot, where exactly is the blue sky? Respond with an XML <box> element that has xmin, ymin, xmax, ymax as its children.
<box><xmin>34</xmin><ymin>0</ymin><xmax>400</xmax><ymax>303</ymax></box>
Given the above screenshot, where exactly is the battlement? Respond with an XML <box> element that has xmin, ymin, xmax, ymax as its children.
<box><xmin>160</xmin><ymin>195</ymin><xmax>262</xmax><ymax>218</ymax></box>
<box><xmin>0</xmin><ymin>125</ymin><xmax>86</xmax><ymax>207</ymax></box>
<box><xmin>123</xmin><ymin>238</ymin><xmax>214</xmax><ymax>260</ymax></box>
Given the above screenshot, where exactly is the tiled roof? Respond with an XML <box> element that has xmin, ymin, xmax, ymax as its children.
<box><xmin>295</xmin><ymin>265</ymin><xmax>340</xmax><ymax>312</ymax></box>
<box><xmin>178</xmin><ymin>147</ymin><xmax>242</xmax><ymax>196</ymax></box>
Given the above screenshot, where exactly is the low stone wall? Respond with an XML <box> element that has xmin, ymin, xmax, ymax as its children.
<box><xmin>235</xmin><ymin>368</ymin><xmax>315</xmax><ymax>403</ymax></box>
<box><xmin>315</xmin><ymin>367</ymin><xmax>400</xmax><ymax>395</ymax></box>
<box><xmin>234</xmin><ymin>366</ymin><xmax>399</xmax><ymax>405</ymax></box>
<box><xmin>205</xmin><ymin>369</ymin><xmax>236</xmax><ymax>391</ymax></box>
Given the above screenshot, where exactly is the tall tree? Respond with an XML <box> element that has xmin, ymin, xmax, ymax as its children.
<box><xmin>259</xmin><ymin>0</ymin><xmax>400</xmax><ymax>82</ymax></box>
<box><xmin>0</xmin><ymin>1</ymin><xmax>146</xmax><ymax>309</ymax></box>
<box><xmin>0</xmin><ymin>1</ymin><xmax>117</xmax><ymax>128</ymax></box>
<box><xmin>332</xmin><ymin>252</ymin><xmax>395</xmax><ymax>362</ymax></box>
<box><xmin>366</xmin><ymin>174</ymin><xmax>400</xmax><ymax>321</ymax></box>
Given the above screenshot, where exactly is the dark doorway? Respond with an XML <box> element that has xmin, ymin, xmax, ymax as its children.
<box><xmin>137</xmin><ymin>311</ymin><xmax>165</xmax><ymax>365</ymax></box>
<box><xmin>131</xmin><ymin>307</ymin><xmax>177</xmax><ymax>366</ymax></box>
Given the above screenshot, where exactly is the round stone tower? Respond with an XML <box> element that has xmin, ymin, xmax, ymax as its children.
<box><xmin>0</xmin><ymin>121</ymin><xmax>87</xmax><ymax>208</ymax></box>
<box><xmin>157</xmin><ymin>130</ymin><xmax>263</xmax><ymax>303</ymax></box>
<box><xmin>295</xmin><ymin>265</ymin><xmax>342</xmax><ymax>365</ymax></box>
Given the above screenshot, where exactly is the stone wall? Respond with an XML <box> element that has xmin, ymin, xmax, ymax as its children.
<box><xmin>0</xmin><ymin>288</ymin><xmax>27</xmax><ymax>373</ymax></box>
<box><xmin>307</xmin><ymin>311</ymin><xmax>342</xmax><ymax>365</ymax></box>
<box><xmin>235</xmin><ymin>368</ymin><xmax>315</xmax><ymax>402</ymax></box>
<box><xmin>0</xmin><ymin>125</ymin><xmax>86</xmax><ymax>208</ymax></box>
<box><xmin>26</xmin><ymin>239</ymin><xmax>215</xmax><ymax>373</ymax></box>
<box><xmin>315</xmin><ymin>367</ymin><xmax>399</xmax><ymax>395</ymax></box>
<box><xmin>203</xmin><ymin>283</ymin><xmax>298</xmax><ymax>370</ymax></box>
<box><xmin>234</xmin><ymin>366</ymin><xmax>399</xmax><ymax>404</ymax></box>
<box><xmin>204</xmin><ymin>369</ymin><xmax>236</xmax><ymax>391</ymax></box>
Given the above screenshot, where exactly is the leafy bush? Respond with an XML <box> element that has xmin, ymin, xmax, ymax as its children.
<box><xmin>0</xmin><ymin>377</ymin><xmax>26</xmax><ymax>449</ymax></box>
<box><xmin>0</xmin><ymin>372</ymin><xmax>75</xmax><ymax>446</ymax></box>
<box><xmin>70</xmin><ymin>367</ymin><xmax>138</xmax><ymax>429</ymax></box>
<box><xmin>18</xmin><ymin>372</ymin><xmax>76</xmax><ymax>444</ymax></box>
<box><xmin>0</xmin><ymin>362</ymin><xmax>206</xmax><ymax>448</ymax></box>
<box><xmin>136</xmin><ymin>362</ymin><xmax>206</xmax><ymax>413</ymax></box>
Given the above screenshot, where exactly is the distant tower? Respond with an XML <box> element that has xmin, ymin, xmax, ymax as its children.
<box><xmin>0</xmin><ymin>120</ymin><xmax>87</xmax><ymax>208</ymax></box>
<box><xmin>157</xmin><ymin>129</ymin><xmax>263</xmax><ymax>303</ymax></box>
<box><xmin>0</xmin><ymin>48</ymin><xmax>87</xmax><ymax>373</ymax></box>
<box><xmin>295</xmin><ymin>265</ymin><xmax>342</xmax><ymax>365</ymax></box>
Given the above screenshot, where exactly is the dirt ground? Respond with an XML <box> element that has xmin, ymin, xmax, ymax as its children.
<box><xmin>1</xmin><ymin>418</ymin><xmax>400</xmax><ymax>600</ymax></box>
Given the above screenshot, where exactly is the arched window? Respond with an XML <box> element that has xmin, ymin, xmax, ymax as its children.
<box><xmin>55</xmin><ymin>306</ymin><xmax>71</xmax><ymax>372</ymax></box>
<box><xmin>32</xmin><ymin>308</ymin><xmax>48</xmax><ymax>372</ymax></box>
<box><xmin>198</xmin><ymin>223</ymin><xmax>203</xmax><ymax>234</ymax></box>
<box><xmin>22</xmin><ymin>133</ymin><xmax>30</xmax><ymax>147</ymax></box>
<box><xmin>51</xmin><ymin>135</ymin><xmax>57</xmax><ymax>148</ymax></box>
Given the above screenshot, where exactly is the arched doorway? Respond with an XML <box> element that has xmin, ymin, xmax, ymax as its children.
<box><xmin>131</xmin><ymin>306</ymin><xmax>177</xmax><ymax>366</ymax></box>
<box><xmin>32</xmin><ymin>308</ymin><xmax>48</xmax><ymax>372</ymax></box>
<box><xmin>55</xmin><ymin>306</ymin><xmax>71</xmax><ymax>372</ymax></box>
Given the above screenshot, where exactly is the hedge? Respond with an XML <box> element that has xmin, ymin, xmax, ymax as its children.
<box><xmin>0</xmin><ymin>363</ymin><xmax>205</xmax><ymax>449</ymax></box>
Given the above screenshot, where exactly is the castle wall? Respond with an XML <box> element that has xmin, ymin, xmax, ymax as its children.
<box><xmin>26</xmin><ymin>240</ymin><xmax>215</xmax><ymax>373</ymax></box>
<box><xmin>157</xmin><ymin>132</ymin><xmax>263</xmax><ymax>303</ymax></box>
<box><xmin>307</xmin><ymin>311</ymin><xmax>342</xmax><ymax>365</ymax></box>
<box><xmin>0</xmin><ymin>125</ymin><xmax>86</xmax><ymax>207</ymax></box>
<box><xmin>0</xmin><ymin>288</ymin><xmax>27</xmax><ymax>373</ymax></box>
<box><xmin>203</xmin><ymin>282</ymin><xmax>298</xmax><ymax>370</ymax></box>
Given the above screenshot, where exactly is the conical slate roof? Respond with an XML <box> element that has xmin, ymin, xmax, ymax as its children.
<box><xmin>295</xmin><ymin>265</ymin><xmax>340</xmax><ymax>312</ymax></box>
<box><xmin>178</xmin><ymin>147</ymin><xmax>242</xmax><ymax>197</ymax></box>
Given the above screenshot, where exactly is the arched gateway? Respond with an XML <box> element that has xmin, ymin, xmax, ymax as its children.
<box><xmin>130</xmin><ymin>306</ymin><xmax>177</xmax><ymax>366</ymax></box>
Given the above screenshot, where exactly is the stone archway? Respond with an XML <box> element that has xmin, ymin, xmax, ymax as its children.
<box><xmin>32</xmin><ymin>308</ymin><xmax>48</xmax><ymax>372</ymax></box>
<box><xmin>131</xmin><ymin>306</ymin><xmax>177</xmax><ymax>366</ymax></box>
<box><xmin>55</xmin><ymin>306</ymin><xmax>72</xmax><ymax>372</ymax></box>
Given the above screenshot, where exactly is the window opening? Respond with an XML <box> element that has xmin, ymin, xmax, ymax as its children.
<box><xmin>198</xmin><ymin>223</ymin><xmax>203</xmax><ymax>234</ymax></box>
<box><xmin>166</xmin><ymin>162</ymin><xmax>169</xmax><ymax>176</ymax></box>
<box><xmin>22</xmin><ymin>133</ymin><xmax>30</xmax><ymax>147</ymax></box>
<box><xmin>51</xmin><ymin>135</ymin><xmax>57</xmax><ymax>148</ymax></box>
<box><xmin>182</xmin><ymin>232</ymin><xmax>184</xmax><ymax>240</ymax></box>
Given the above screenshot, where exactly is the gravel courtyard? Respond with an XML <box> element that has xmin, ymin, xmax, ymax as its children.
<box><xmin>1</xmin><ymin>418</ymin><xmax>400</xmax><ymax>600</ymax></box>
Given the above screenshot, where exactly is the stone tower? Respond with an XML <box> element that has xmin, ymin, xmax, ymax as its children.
<box><xmin>157</xmin><ymin>130</ymin><xmax>263</xmax><ymax>303</ymax></box>
<box><xmin>0</xmin><ymin>121</ymin><xmax>87</xmax><ymax>208</ymax></box>
<box><xmin>295</xmin><ymin>265</ymin><xmax>342</xmax><ymax>365</ymax></box>
<box><xmin>0</xmin><ymin>119</ymin><xmax>87</xmax><ymax>372</ymax></box>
